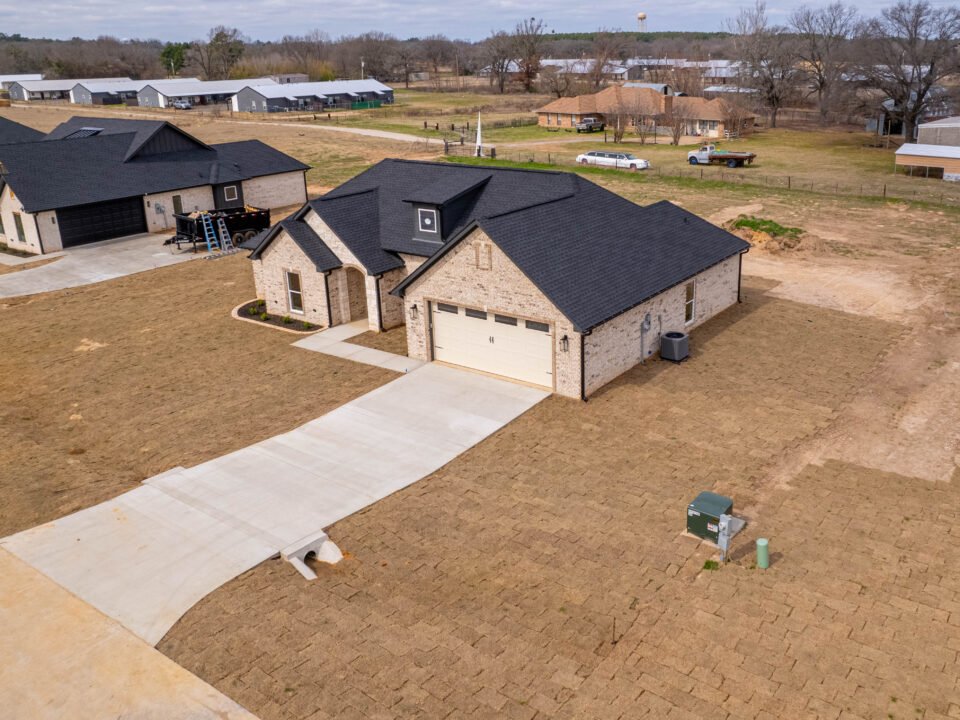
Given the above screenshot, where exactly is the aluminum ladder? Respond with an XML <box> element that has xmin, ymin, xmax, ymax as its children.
<box><xmin>215</xmin><ymin>217</ymin><xmax>234</xmax><ymax>251</ymax></box>
<box><xmin>199</xmin><ymin>214</ymin><xmax>220</xmax><ymax>252</ymax></box>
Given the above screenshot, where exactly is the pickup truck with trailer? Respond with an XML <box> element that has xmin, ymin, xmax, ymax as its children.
<box><xmin>575</xmin><ymin>117</ymin><xmax>605</xmax><ymax>133</ymax></box>
<box><xmin>687</xmin><ymin>144</ymin><xmax>756</xmax><ymax>168</ymax></box>
<box><xmin>166</xmin><ymin>206</ymin><xmax>271</xmax><ymax>251</ymax></box>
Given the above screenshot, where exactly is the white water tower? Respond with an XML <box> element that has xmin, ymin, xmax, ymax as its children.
<box><xmin>637</xmin><ymin>11</ymin><xmax>647</xmax><ymax>31</ymax></box>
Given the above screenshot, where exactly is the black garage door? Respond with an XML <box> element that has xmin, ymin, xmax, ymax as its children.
<box><xmin>57</xmin><ymin>197</ymin><xmax>147</xmax><ymax>248</ymax></box>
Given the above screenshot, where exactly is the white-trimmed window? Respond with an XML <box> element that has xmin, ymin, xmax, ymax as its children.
<box><xmin>418</xmin><ymin>207</ymin><xmax>438</xmax><ymax>234</ymax></box>
<box><xmin>286</xmin><ymin>271</ymin><xmax>304</xmax><ymax>313</ymax></box>
<box><xmin>684</xmin><ymin>281</ymin><xmax>696</xmax><ymax>324</ymax></box>
<box><xmin>223</xmin><ymin>185</ymin><xmax>238</xmax><ymax>202</ymax></box>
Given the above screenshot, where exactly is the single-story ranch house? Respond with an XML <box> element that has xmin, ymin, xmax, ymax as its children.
<box><xmin>69</xmin><ymin>78</ymin><xmax>199</xmax><ymax>106</ymax></box>
<box><xmin>231</xmin><ymin>80</ymin><xmax>395</xmax><ymax>112</ymax></box>
<box><xmin>248</xmin><ymin>160</ymin><xmax>749</xmax><ymax>398</ymax></box>
<box><xmin>136</xmin><ymin>78</ymin><xmax>277</xmax><ymax>108</ymax></box>
<box><xmin>8</xmin><ymin>77</ymin><xmax>131</xmax><ymax>102</ymax></box>
<box><xmin>536</xmin><ymin>86</ymin><xmax>755</xmax><ymax>139</ymax></box>
<box><xmin>0</xmin><ymin>117</ymin><xmax>308</xmax><ymax>253</ymax></box>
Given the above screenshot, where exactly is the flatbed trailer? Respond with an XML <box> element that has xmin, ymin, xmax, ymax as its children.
<box><xmin>165</xmin><ymin>206</ymin><xmax>271</xmax><ymax>251</ymax></box>
<box><xmin>687</xmin><ymin>144</ymin><xmax>757</xmax><ymax>168</ymax></box>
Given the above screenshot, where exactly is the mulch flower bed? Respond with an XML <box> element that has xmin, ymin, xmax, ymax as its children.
<box><xmin>237</xmin><ymin>299</ymin><xmax>320</xmax><ymax>333</ymax></box>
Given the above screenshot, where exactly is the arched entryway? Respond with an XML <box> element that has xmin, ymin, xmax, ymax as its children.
<box><xmin>342</xmin><ymin>266</ymin><xmax>368</xmax><ymax>322</ymax></box>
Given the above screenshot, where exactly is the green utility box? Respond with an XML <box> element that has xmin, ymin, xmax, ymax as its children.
<box><xmin>686</xmin><ymin>491</ymin><xmax>734</xmax><ymax>544</ymax></box>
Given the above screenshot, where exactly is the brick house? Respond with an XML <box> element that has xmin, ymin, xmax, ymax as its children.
<box><xmin>0</xmin><ymin>117</ymin><xmax>308</xmax><ymax>254</ymax></box>
<box><xmin>536</xmin><ymin>87</ymin><xmax>755</xmax><ymax>139</ymax></box>
<box><xmin>248</xmin><ymin>161</ymin><xmax>748</xmax><ymax>398</ymax></box>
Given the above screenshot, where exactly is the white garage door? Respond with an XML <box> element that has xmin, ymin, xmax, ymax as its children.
<box><xmin>431</xmin><ymin>302</ymin><xmax>554</xmax><ymax>388</ymax></box>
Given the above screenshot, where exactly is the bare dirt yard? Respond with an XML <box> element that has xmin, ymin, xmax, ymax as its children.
<box><xmin>3</xmin><ymin>102</ymin><xmax>960</xmax><ymax>718</ymax></box>
<box><xmin>0</xmin><ymin>254</ymin><xmax>395</xmax><ymax>537</ymax></box>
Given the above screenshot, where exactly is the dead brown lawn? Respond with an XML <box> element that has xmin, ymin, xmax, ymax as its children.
<box><xmin>0</xmin><ymin>254</ymin><xmax>394</xmax><ymax>537</ymax></box>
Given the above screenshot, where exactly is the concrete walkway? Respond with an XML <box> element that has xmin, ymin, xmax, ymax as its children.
<box><xmin>294</xmin><ymin>319</ymin><xmax>424</xmax><ymax>372</ymax></box>
<box><xmin>2</xmin><ymin>364</ymin><xmax>547</xmax><ymax>645</ymax></box>
<box><xmin>0</xmin><ymin>548</ymin><xmax>257</xmax><ymax>720</ymax></box>
<box><xmin>0</xmin><ymin>233</ymin><xmax>196</xmax><ymax>298</ymax></box>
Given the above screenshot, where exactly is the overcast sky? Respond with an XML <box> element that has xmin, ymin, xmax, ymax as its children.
<box><xmin>1</xmin><ymin>0</ymin><xmax>954</xmax><ymax>43</ymax></box>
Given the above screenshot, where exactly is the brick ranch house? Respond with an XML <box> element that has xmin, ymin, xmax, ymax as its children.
<box><xmin>536</xmin><ymin>86</ymin><xmax>755</xmax><ymax>139</ymax></box>
<box><xmin>0</xmin><ymin>117</ymin><xmax>308</xmax><ymax>254</ymax></box>
<box><xmin>248</xmin><ymin>160</ymin><xmax>749</xmax><ymax>399</ymax></box>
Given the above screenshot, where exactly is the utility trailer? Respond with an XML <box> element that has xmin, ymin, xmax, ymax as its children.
<box><xmin>166</xmin><ymin>206</ymin><xmax>271</xmax><ymax>251</ymax></box>
<box><xmin>687</xmin><ymin>144</ymin><xmax>756</xmax><ymax>168</ymax></box>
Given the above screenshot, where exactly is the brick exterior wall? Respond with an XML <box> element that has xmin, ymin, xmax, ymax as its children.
<box><xmin>253</xmin><ymin>230</ymin><xmax>331</xmax><ymax>326</ymax></box>
<box><xmin>143</xmin><ymin>186</ymin><xmax>214</xmax><ymax>233</ymax></box>
<box><xmin>399</xmin><ymin>228</ymin><xmax>582</xmax><ymax>399</ymax></box>
<box><xmin>242</xmin><ymin>171</ymin><xmax>307</xmax><ymax>210</ymax></box>
<box><xmin>583</xmin><ymin>255</ymin><xmax>741</xmax><ymax>395</ymax></box>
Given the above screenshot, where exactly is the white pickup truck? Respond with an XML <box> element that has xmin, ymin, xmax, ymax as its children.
<box><xmin>687</xmin><ymin>144</ymin><xmax>756</xmax><ymax>168</ymax></box>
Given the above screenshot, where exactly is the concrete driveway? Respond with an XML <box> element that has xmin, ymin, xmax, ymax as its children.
<box><xmin>0</xmin><ymin>233</ymin><xmax>196</xmax><ymax>298</ymax></box>
<box><xmin>2</xmin><ymin>364</ymin><xmax>547</xmax><ymax>645</ymax></box>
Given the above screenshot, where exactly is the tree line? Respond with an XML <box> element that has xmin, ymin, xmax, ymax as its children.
<box><xmin>1</xmin><ymin>1</ymin><xmax>957</xmax><ymax>138</ymax></box>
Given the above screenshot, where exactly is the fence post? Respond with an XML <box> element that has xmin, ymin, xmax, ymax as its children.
<box><xmin>883</xmin><ymin>184</ymin><xmax>887</xmax><ymax>198</ymax></box>
<box><xmin>787</xmin><ymin>176</ymin><xmax>791</xmax><ymax>190</ymax></box>
<box><xmin>700</xmin><ymin>168</ymin><xmax>703</xmax><ymax>180</ymax></box>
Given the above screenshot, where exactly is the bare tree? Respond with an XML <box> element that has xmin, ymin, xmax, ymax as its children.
<box><xmin>513</xmin><ymin>17</ymin><xmax>547</xmax><ymax>93</ymax></box>
<box><xmin>420</xmin><ymin>34</ymin><xmax>453</xmax><ymax>89</ymax></box>
<box><xmin>856</xmin><ymin>0</ymin><xmax>960</xmax><ymax>140</ymax></box>
<box><xmin>392</xmin><ymin>40</ymin><xmax>421</xmax><ymax>89</ymax></box>
<box><xmin>190</xmin><ymin>26</ymin><xmax>245</xmax><ymax>80</ymax></box>
<box><xmin>791</xmin><ymin>3</ymin><xmax>859</xmax><ymax>124</ymax></box>
<box><xmin>483</xmin><ymin>31</ymin><xmax>515</xmax><ymax>94</ymax></box>
<box><xmin>662</xmin><ymin>99</ymin><xmax>699</xmax><ymax>145</ymax></box>
<box><xmin>539</xmin><ymin>62</ymin><xmax>575</xmax><ymax>97</ymax></box>
<box><xmin>729</xmin><ymin>2</ymin><xmax>802</xmax><ymax>128</ymax></box>
<box><xmin>589</xmin><ymin>30</ymin><xmax>627</xmax><ymax>90</ymax></box>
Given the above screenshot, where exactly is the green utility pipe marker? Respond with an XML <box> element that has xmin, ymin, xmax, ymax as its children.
<box><xmin>756</xmin><ymin>538</ymin><xmax>770</xmax><ymax>569</ymax></box>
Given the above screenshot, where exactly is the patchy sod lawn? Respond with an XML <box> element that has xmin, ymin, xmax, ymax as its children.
<box><xmin>161</xmin><ymin>279</ymin><xmax>960</xmax><ymax>720</ymax></box>
<box><xmin>0</xmin><ymin>254</ymin><xmax>395</xmax><ymax>537</ymax></box>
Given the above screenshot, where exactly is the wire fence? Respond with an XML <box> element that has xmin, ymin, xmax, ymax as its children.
<box><xmin>445</xmin><ymin>146</ymin><xmax>960</xmax><ymax>208</ymax></box>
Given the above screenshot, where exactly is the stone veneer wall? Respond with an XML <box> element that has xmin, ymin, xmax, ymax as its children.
<box><xmin>253</xmin><ymin>230</ymin><xmax>330</xmax><ymax>326</ymax></box>
<box><xmin>242</xmin><ymin>171</ymin><xmax>307</xmax><ymax>210</ymax></box>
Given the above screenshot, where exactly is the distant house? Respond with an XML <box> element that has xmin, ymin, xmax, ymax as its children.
<box><xmin>538</xmin><ymin>59</ymin><xmax>629</xmax><ymax>82</ymax></box>
<box><xmin>917</xmin><ymin>116</ymin><xmax>960</xmax><ymax>147</ymax></box>
<box><xmin>0</xmin><ymin>117</ymin><xmax>43</xmax><ymax>145</ymax></box>
<box><xmin>0</xmin><ymin>117</ymin><xmax>308</xmax><ymax>254</ymax></box>
<box><xmin>9</xmin><ymin>78</ymin><xmax>131</xmax><ymax>102</ymax></box>
<box><xmin>136</xmin><ymin>78</ymin><xmax>277</xmax><ymax>108</ymax></box>
<box><xmin>271</xmin><ymin>73</ymin><xmax>309</xmax><ymax>84</ymax></box>
<box><xmin>536</xmin><ymin>86</ymin><xmax>754</xmax><ymax>138</ymax></box>
<box><xmin>0</xmin><ymin>74</ymin><xmax>42</xmax><ymax>91</ymax></box>
<box><xmin>536</xmin><ymin>86</ymin><xmax>669</xmax><ymax>129</ymax></box>
<box><xmin>69</xmin><ymin>78</ymin><xmax>199</xmax><ymax>106</ymax></box>
<box><xmin>231</xmin><ymin>80</ymin><xmax>394</xmax><ymax>112</ymax></box>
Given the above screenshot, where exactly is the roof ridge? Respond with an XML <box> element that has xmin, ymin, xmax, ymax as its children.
<box><xmin>386</xmin><ymin>158</ymin><xmax>568</xmax><ymax>177</ymax></box>
<box><xmin>480</xmin><ymin>191</ymin><xmax>577</xmax><ymax>221</ymax></box>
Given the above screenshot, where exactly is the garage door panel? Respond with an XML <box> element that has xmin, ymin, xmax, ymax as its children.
<box><xmin>432</xmin><ymin>304</ymin><xmax>553</xmax><ymax>389</ymax></box>
<box><xmin>57</xmin><ymin>197</ymin><xmax>148</xmax><ymax>248</ymax></box>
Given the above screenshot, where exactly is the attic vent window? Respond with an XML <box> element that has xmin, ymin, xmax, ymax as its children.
<box><xmin>65</xmin><ymin>127</ymin><xmax>103</xmax><ymax>139</ymax></box>
<box><xmin>418</xmin><ymin>208</ymin><xmax>438</xmax><ymax>234</ymax></box>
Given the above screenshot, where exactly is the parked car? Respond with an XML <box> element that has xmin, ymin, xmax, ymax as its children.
<box><xmin>575</xmin><ymin>117</ymin><xmax>605</xmax><ymax>133</ymax></box>
<box><xmin>171</xmin><ymin>99</ymin><xmax>193</xmax><ymax>110</ymax></box>
<box><xmin>576</xmin><ymin>151</ymin><xmax>651</xmax><ymax>171</ymax></box>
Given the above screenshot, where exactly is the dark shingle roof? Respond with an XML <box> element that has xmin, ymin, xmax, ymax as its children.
<box><xmin>309</xmin><ymin>188</ymin><xmax>403</xmax><ymax>275</ymax></box>
<box><xmin>316</xmin><ymin>160</ymin><xmax>577</xmax><ymax>257</ymax></box>
<box><xmin>276</xmin><ymin>217</ymin><xmax>341</xmax><ymax>271</ymax></box>
<box><xmin>0</xmin><ymin>116</ymin><xmax>43</xmax><ymax>145</ymax></box>
<box><xmin>476</xmin><ymin>192</ymin><xmax>749</xmax><ymax>331</ymax></box>
<box><xmin>261</xmin><ymin>159</ymin><xmax>749</xmax><ymax>332</ymax></box>
<box><xmin>0</xmin><ymin>131</ymin><xmax>309</xmax><ymax>213</ymax></box>
<box><xmin>44</xmin><ymin>116</ymin><xmax>211</xmax><ymax>161</ymax></box>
